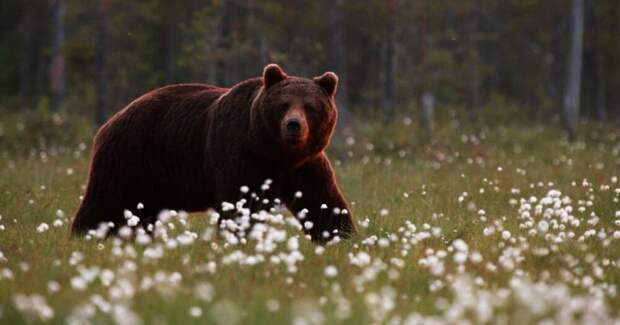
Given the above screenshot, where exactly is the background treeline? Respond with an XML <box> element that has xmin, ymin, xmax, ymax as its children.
<box><xmin>1</xmin><ymin>0</ymin><xmax>618</xmax><ymax>136</ymax></box>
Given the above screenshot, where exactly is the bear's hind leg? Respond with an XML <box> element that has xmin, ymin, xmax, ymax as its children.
<box><xmin>71</xmin><ymin>198</ymin><xmax>125</xmax><ymax>236</ymax></box>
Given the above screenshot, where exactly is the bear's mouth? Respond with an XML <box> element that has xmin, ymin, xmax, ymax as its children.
<box><xmin>282</xmin><ymin>133</ymin><xmax>306</xmax><ymax>148</ymax></box>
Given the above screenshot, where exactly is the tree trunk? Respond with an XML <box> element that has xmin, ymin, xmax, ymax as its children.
<box><xmin>49</xmin><ymin>0</ymin><xmax>66</xmax><ymax>112</ymax></box>
<box><xmin>328</xmin><ymin>0</ymin><xmax>350</xmax><ymax>132</ymax></box>
<box><xmin>563</xmin><ymin>0</ymin><xmax>584</xmax><ymax>140</ymax></box>
<box><xmin>214</xmin><ymin>0</ymin><xmax>231</xmax><ymax>86</ymax></box>
<box><xmin>163</xmin><ymin>7</ymin><xmax>177</xmax><ymax>84</ymax></box>
<box><xmin>420</xmin><ymin>90</ymin><xmax>435</xmax><ymax>137</ymax></box>
<box><xmin>467</xmin><ymin>61</ymin><xmax>480</xmax><ymax>125</ymax></box>
<box><xmin>382</xmin><ymin>0</ymin><xmax>397</xmax><ymax>121</ymax></box>
<box><xmin>417</xmin><ymin>8</ymin><xmax>434</xmax><ymax>139</ymax></box>
<box><xmin>19</xmin><ymin>12</ymin><xmax>31</xmax><ymax>111</ymax></box>
<box><xmin>591</xmin><ymin>1</ymin><xmax>606</xmax><ymax>121</ymax></box>
<box><xmin>249</xmin><ymin>0</ymin><xmax>271</xmax><ymax>69</ymax></box>
<box><xmin>258</xmin><ymin>37</ymin><xmax>271</xmax><ymax>67</ymax></box>
<box><xmin>617</xmin><ymin>1</ymin><xmax>620</xmax><ymax>117</ymax></box>
<box><xmin>95</xmin><ymin>0</ymin><xmax>111</xmax><ymax>127</ymax></box>
<box><xmin>464</xmin><ymin>7</ymin><xmax>480</xmax><ymax>129</ymax></box>
<box><xmin>206</xmin><ymin>29</ymin><xmax>217</xmax><ymax>85</ymax></box>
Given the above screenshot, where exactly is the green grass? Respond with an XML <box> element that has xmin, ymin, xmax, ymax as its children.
<box><xmin>0</xmin><ymin>112</ymin><xmax>619</xmax><ymax>324</ymax></box>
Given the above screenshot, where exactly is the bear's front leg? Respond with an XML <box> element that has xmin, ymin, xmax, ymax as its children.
<box><xmin>282</xmin><ymin>154</ymin><xmax>356</xmax><ymax>242</ymax></box>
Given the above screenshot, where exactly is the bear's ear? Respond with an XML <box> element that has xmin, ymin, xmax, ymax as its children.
<box><xmin>313</xmin><ymin>72</ymin><xmax>338</xmax><ymax>97</ymax></box>
<box><xmin>263</xmin><ymin>64</ymin><xmax>287</xmax><ymax>89</ymax></box>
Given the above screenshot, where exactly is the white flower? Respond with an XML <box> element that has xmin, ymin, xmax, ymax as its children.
<box><xmin>324</xmin><ymin>265</ymin><xmax>338</xmax><ymax>278</ymax></box>
<box><xmin>470</xmin><ymin>251</ymin><xmax>483</xmax><ymax>263</ymax></box>
<box><xmin>453</xmin><ymin>252</ymin><xmax>467</xmax><ymax>265</ymax></box>
<box><xmin>36</xmin><ymin>223</ymin><xmax>49</xmax><ymax>233</ymax></box>
<box><xmin>207</xmin><ymin>261</ymin><xmax>217</xmax><ymax>274</ymax></box>
<box><xmin>47</xmin><ymin>281</ymin><xmax>61</xmax><ymax>293</ymax></box>
<box><xmin>169</xmin><ymin>272</ymin><xmax>183</xmax><ymax>284</ymax></box>
<box><xmin>452</xmin><ymin>239</ymin><xmax>468</xmax><ymax>252</ymax></box>
<box><xmin>266</xmin><ymin>299</ymin><xmax>280</xmax><ymax>312</ymax></box>
<box><xmin>99</xmin><ymin>269</ymin><xmax>115</xmax><ymax>286</ymax></box>
<box><xmin>222</xmin><ymin>202</ymin><xmax>235</xmax><ymax>211</ymax></box>
<box><xmin>537</xmin><ymin>220</ymin><xmax>549</xmax><ymax>233</ymax></box>
<box><xmin>1</xmin><ymin>267</ymin><xmax>14</xmax><ymax>279</ymax></box>
<box><xmin>166</xmin><ymin>239</ymin><xmax>179</xmax><ymax>249</ymax></box>
<box><xmin>195</xmin><ymin>282</ymin><xmax>215</xmax><ymax>302</ymax></box>
<box><xmin>127</xmin><ymin>216</ymin><xmax>140</xmax><ymax>227</ymax></box>
<box><xmin>350</xmin><ymin>252</ymin><xmax>371</xmax><ymax>266</ymax></box>
<box><xmin>136</xmin><ymin>233</ymin><xmax>151</xmax><ymax>245</ymax></box>
<box><xmin>71</xmin><ymin>276</ymin><xmax>87</xmax><ymax>291</ymax></box>
<box><xmin>118</xmin><ymin>226</ymin><xmax>132</xmax><ymax>238</ymax></box>
<box><xmin>177</xmin><ymin>232</ymin><xmax>196</xmax><ymax>246</ymax></box>
<box><xmin>189</xmin><ymin>306</ymin><xmax>202</xmax><ymax>317</ymax></box>
<box><xmin>13</xmin><ymin>294</ymin><xmax>55</xmax><ymax>320</ymax></box>
<box><xmin>287</xmin><ymin>237</ymin><xmax>299</xmax><ymax>251</ymax></box>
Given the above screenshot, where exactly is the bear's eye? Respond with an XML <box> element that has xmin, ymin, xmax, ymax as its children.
<box><xmin>304</xmin><ymin>104</ymin><xmax>316</xmax><ymax>112</ymax></box>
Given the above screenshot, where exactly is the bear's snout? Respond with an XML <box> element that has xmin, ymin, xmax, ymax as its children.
<box><xmin>281</xmin><ymin>106</ymin><xmax>308</xmax><ymax>147</ymax></box>
<box><xmin>286</xmin><ymin>120</ymin><xmax>302</xmax><ymax>136</ymax></box>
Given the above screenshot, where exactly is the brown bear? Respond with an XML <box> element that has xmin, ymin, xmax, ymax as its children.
<box><xmin>72</xmin><ymin>64</ymin><xmax>355</xmax><ymax>242</ymax></box>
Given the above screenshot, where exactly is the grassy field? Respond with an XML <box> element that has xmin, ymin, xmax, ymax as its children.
<box><xmin>0</xmin><ymin>112</ymin><xmax>619</xmax><ymax>324</ymax></box>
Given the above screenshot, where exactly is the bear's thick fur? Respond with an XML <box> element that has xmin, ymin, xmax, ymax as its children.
<box><xmin>72</xmin><ymin>64</ymin><xmax>355</xmax><ymax>241</ymax></box>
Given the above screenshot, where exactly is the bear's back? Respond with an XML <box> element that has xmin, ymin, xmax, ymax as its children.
<box><xmin>96</xmin><ymin>83</ymin><xmax>226</xmax><ymax>144</ymax></box>
<box><xmin>88</xmin><ymin>83</ymin><xmax>229</xmax><ymax>210</ymax></box>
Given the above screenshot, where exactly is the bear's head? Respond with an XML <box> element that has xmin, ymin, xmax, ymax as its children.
<box><xmin>250</xmin><ymin>64</ymin><xmax>339</xmax><ymax>166</ymax></box>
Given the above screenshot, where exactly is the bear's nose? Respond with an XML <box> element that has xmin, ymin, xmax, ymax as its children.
<box><xmin>286</xmin><ymin>120</ymin><xmax>301</xmax><ymax>136</ymax></box>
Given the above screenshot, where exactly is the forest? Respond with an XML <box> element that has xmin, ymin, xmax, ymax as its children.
<box><xmin>1</xmin><ymin>0</ymin><xmax>618</xmax><ymax>136</ymax></box>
